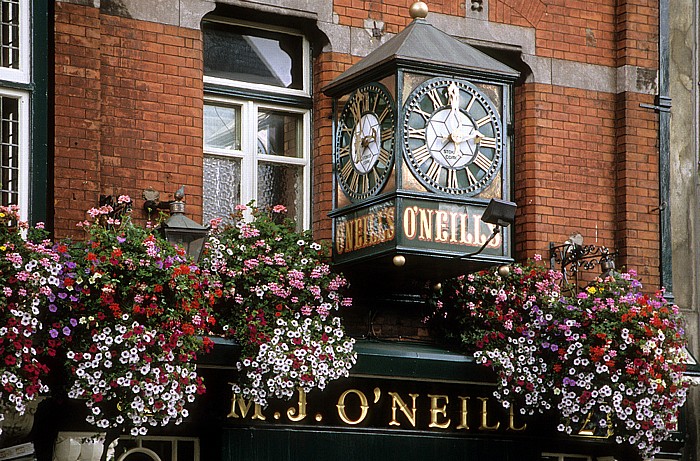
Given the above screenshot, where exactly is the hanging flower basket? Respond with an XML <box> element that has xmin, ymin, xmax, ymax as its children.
<box><xmin>426</xmin><ymin>256</ymin><xmax>692</xmax><ymax>459</ymax></box>
<box><xmin>201</xmin><ymin>204</ymin><xmax>356</xmax><ymax>407</ymax></box>
<box><xmin>0</xmin><ymin>206</ymin><xmax>62</xmax><ymax>429</ymax></box>
<box><xmin>52</xmin><ymin>197</ymin><xmax>217</xmax><ymax>436</ymax></box>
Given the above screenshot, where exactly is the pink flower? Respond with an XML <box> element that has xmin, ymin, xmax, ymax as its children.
<box><xmin>272</xmin><ymin>205</ymin><xmax>287</xmax><ymax>214</ymax></box>
<box><xmin>117</xmin><ymin>195</ymin><xmax>131</xmax><ymax>204</ymax></box>
<box><xmin>234</xmin><ymin>204</ymin><xmax>247</xmax><ymax>211</ymax></box>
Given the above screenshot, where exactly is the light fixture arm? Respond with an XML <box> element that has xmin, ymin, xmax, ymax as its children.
<box><xmin>456</xmin><ymin>226</ymin><xmax>501</xmax><ymax>259</ymax></box>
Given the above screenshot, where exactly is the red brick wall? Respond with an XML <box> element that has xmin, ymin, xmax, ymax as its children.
<box><xmin>54</xmin><ymin>2</ymin><xmax>102</xmax><ymax>238</ymax></box>
<box><xmin>312</xmin><ymin>52</ymin><xmax>355</xmax><ymax>241</ymax></box>
<box><xmin>513</xmin><ymin>83</ymin><xmax>617</xmax><ymax>261</ymax></box>
<box><xmin>54</xmin><ymin>3</ymin><xmax>204</xmax><ymax>239</ymax></box>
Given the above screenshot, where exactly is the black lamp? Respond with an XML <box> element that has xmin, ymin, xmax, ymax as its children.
<box><xmin>147</xmin><ymin>186</ymin><xmax>209</xmax><ymax>262</ymax></box>
<box><xmin>457</xmin><ymin>198</ymin><xmax>517</xmax><ymax>259</ymax></box>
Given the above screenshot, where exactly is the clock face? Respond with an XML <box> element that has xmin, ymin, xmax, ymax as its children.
<box><xmin>403</xmin><ymin>77</ymin><xmax>502</xmax><ymax>195</ymax></box>
<box><xmin>336</xmin><ymin>83</ymin><xmax>396</xmax><ymax>202</ymax></box>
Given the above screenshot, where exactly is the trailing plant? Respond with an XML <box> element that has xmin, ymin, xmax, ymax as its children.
<box><xmin>201</xmin><ymin>203</ymin><xmax>356</xmax><ymax>407</ymax></box>
<box><xmin>426</xmin><ymin>256</ymin><xmax>691</xmax><ymax>459</ymax></box>
<box><xmin>53</xmin><ymin>197</ymin><xmax>217</xmax><ymax>436</ymax></box>
<box><xmin>0</xmin><ymin>206</ymin><xmax>61</xmax><ymax>425</ymax></box>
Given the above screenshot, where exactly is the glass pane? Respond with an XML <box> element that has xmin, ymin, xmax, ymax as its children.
<box><xmin>203</xmin><ymin>155</ymin><xmax>242</xmax><ymax>224</ymax></box>
<box><xmin>0</xmin><ymin>0</ymin><xmax>20</xmax><ymax>70</ymax></box>
<box><xmin>204</xmin><ymin>104</ymin><xmax>241</xmax><ymax>150</ymax></box>
<box><xmin>176</xmin><ymin>441</ymin><xmax>195</xmax><ymax>461</ymax></box>
<box><xmin>257</xmin><ymin>161</ymin><xmax>303</xmax><ymax>225</ymax></box>
<box><xmin>142</xmin><ymin>440</ymin><xmax>172</xmax><ymax>461</ymax></box>
<box><xmin>257</xmin><ymin>110</ymin><xmax>302</xmax><ymax>158</ymax></box>
<box><xmin>203</xmin><ymin>22</ymin><xmax>303</xmax><ymax>90</ymax></box>
<box><xmin>0</xmin><ymin>95</ymin><xmax>19</xmax><ymax>207</ymax></box>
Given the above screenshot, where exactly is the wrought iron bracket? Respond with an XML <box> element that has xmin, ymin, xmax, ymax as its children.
<box><xmin>549</xmin><ymin>241</ymin><xmax>618</xmax><ymax>288</ymax></box>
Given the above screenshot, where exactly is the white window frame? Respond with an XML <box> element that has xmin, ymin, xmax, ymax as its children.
<box><xmin>0</xmin><ymin>0</ymin><xmax>30</xmax><ymax>84</ymax></box>
<box><xmin>0</xmin><ymin>87</ymin><xmax>29</xmax><ymax>220</ymax></box>
<box><xmin>203</xmin><ymin>95</ymin><xmax>311</xmax><ymax>229</ymax></box>
<box><xmin>202</xmin><ymin>19</ymin><xmax>312</xmax><ymax>229</ymax></box>
<box><xmin>114</xmin><ymin>436</ymin><xmax>200</xmax><ymax>461</ymax></box>
<box><xmin>203</xmin><ymin>18</ymin><xmax>311</xmax><ymax>98</ymax></box>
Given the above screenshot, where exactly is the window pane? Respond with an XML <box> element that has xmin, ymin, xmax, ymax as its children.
<box><xmin>257</xmin><ymin>110</ymin><xmax>302</xmax><ymax>158</ymax></box>
<box><xmin>0</xmin><ymin>95</ymin><xmax>19</xmax><ymax>207</ymax></box>
<box><xmin>203</xmin><ymin>155</ymin><xmax>242</xmax><ymax>223</ymax></box>
<box><xmin>257</xmin><ymin>161</ymin><xmax>303</xmax><ymax>224</ymax></box>
<box><xmin>0</xmin><ymin>0</ymin><xmax>19</xmax><ymax>70</ymax></box>
<box><xmin>204</xmin><ymin>104</ymin><xmax>241</xmax><ymax>150</ymax></box>
<box><xmin>176</xmin><ymin>441</ymin><xmax>195</xmax><ymax>461</ymax></box>
<box><xmin>203</xmin><ymin>22</ymin><xmax>303</xmax><ymax>90</ymax></box>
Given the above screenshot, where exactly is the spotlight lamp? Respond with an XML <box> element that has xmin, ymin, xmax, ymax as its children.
<box><xmin>456</xmin><ymin>198</ymin><xmax>517</xmax><ymax>260</ymax></box>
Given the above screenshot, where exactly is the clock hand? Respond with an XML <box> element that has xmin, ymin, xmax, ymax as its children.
<box><xmin>361</xmin><ymin>127</ymin><xmax>377</xmax><ymax>148</ymax></box>
<box><xmin>353</xmin><ymin>129</ymin><xmax>363</xmax><ymax>163</ymax></box>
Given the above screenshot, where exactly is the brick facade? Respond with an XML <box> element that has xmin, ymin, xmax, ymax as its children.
<box><xmin>54</xmin><ymin>2</ymin><xmax>204</xmax><ymax>239</ymax></box>
<box><xmin>53</xmin><ymin>0</ymin><xmax>662</xmax><ymax>284</ymax></box>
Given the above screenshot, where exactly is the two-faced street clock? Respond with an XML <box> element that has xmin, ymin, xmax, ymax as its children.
<box><xmin>403</xmin><ymin>78</ymin><xmax>501</xmax><ymax>196</ymax></box>
<box><xmin>324</xmin><ymin>2</ymin><xmax>519</xmax><ymax>283</ymax></box>
<box><xmin>335</xmin><ymin>83</ymin><xmax>396</xmax><ymax>201</ymax></box>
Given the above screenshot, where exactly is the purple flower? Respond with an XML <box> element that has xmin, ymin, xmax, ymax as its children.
<box><xmin>63</xmin><ymin>326</ymin><xmax>71</xmax><ymax>336</ymax></box>
<box><xmin>58</xmin><ymin>292</ymin><xmax>68</xmax><ymax>299</ymax></box>
<box><xmin>49</xmin><ymin>329</ymin><xmax>58</xmax><ymax>338</ymax></box>
<box><xmin>117</xmin><ymin>236</ymin><xmax>126</xmax><ymax>243</ymax></box>
<box><xmin>70</xmin><ymin>318</ymin><xmax>78</xmax><ymax>327</ymax></box>
<box><xmin>48</xmin><ymin>304</ymin><xmax>57</xmax><ymax>313</ymax></box>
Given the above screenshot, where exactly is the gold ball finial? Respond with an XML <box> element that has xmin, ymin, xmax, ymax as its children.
<box><xmin>393</xmin><ymin>255</ymin><xmax>406</xmax><ymax>267</ymax></box>
<box><xmin>409</xmin><ymin>1</ymin><xmax>428</xmax><ymax>19</ymax></box>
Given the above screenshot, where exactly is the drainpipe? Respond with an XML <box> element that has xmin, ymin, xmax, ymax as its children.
<box><xmin>658</xmin><ymin>0</ymin><xmax>673</xmax><ymax>301</ymax></box>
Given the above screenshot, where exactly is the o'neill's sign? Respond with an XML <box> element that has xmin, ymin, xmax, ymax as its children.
<box><xmin>331</xmin><ymin>197</ymin><xmax>510</xmax><ymax>267</ymax></box>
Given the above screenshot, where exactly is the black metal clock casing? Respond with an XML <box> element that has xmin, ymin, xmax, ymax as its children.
<box><xmin>335</xmin><ymin>82</ymin><xmax>396</xmax><ymax>202</ymax></box>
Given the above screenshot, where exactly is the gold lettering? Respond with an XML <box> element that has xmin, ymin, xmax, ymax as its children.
<box><xmin>403</xmin><ymin>206</ymin><xmax>417</xmax><ymax>240</ymax></box>
<box><xmin>428</xmin><ymin>394</ymin><xmax>450</xmax><ymax>429</ymax></box>
<box><xmin>418</xmin><ymin>208</ymin><xmax>434</xmax><ymax>241</ymax></box>
<box><xmin>388</xmin><ymin>392</ymin><xmax>419</xmax><ymax>427</ymax></box>
<box><xmin>508</xmin><ymin>406</ymin><xmax>527</xmax><ymax>432</ymax></box>
<box><xmin>456</xmin><ymin>396</ymin><xmax>470</xmax><ymax>430</ymax></box>
<box><xmin>434</xmin><ymin>211</ymin><xmax>449</xmax><ymax>242</ymax></box>
<box><xmin>344</xmin><ymin>220</ymin><xmax>354</xmax><ymax>252</ymax></box>
<box><xmin>227</xmin><ymin>393</ymin><xmax>266</xmax><ymax>421</ymax></box>
<box><xmin>460</xmin><ymin>213</ymin><xmax>470</xmax><ymax>244</ymax></box>
<box><xmin>286</xmin><ymin>387</ymin><xmax>307</xmax><ymax>422</ymax></box>
<box><xmin>337</xmin><ymin>389</ymin><xmax>369</xmax><ymax>425</ymax></box>
<box><xmin>385</xmin><ymin>207</ymin><xmax>396</xmax><ymax>240</ymax></box>
<box><xmin>478</xmin><ymin>397</ymin><xmax>500</xmax><ymax>431</ymax></box>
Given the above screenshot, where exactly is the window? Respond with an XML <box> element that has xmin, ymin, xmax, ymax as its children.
<box><xmin>0</xmin><ymin>0</ymin><xmax>29</xmax><ymax>219</ymax></box>
<box><xmin>202</xmin><ymin>19</ymin><xmax>311</xmax><ymax>228</ymax></box>
<box><xmin>113</xmin><ymin>436</ymin><xmax>199</xmax><ymax>461</ymax></box>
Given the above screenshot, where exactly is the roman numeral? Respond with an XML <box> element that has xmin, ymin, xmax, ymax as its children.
<box><xmin>378</xmin><ymin>148</ymin><xmax>391</xmax><ymax>166</ymax></box>
<box><xmin>447</xmin><ymin>169</ymin><xmax>458</xmax><ymax>189</ymax></box>
<box><xmin>349</xmin><ymin>169</ymin><xmax>359</xmax><ymax>191</ymax></box>
<box><xmin>465</xmin><ymin>95</ymin><xmax>475</xmax><ymax>112</ymax></box>
<box><xmin>340</xmin><ymin>160</ymin><xmax>355</xmax><ymax>181</ymax></box>
<box><xmin>427</xmin><ymin>88</ymin><xmax>444</xmax><ymax>110</ymax></box>
<box><xmin>466</xmin><ymin>168</ymin><xmax>477</xmax><ymax>185</ymax></box>
<box><xmin>473</xmin><ymin>152</ymin><xmax>493</xmax><ymax>171</ymax></box>
<box><xmin>426</xmin><ymin>161</ymin><xmax>443</xmax><ymax>184</ymax></box>
<box><xmin>479</xmin><ymin>136</ymin><xmax>497</xmax><ymax>149</ymax></box>
<box><xmin>360</xmin><ymin>174</ymin><xmax>369</xmax><ymax>194</ymax></box>
<box><xmin>378</xmin><ymin>105</ymin><xmax>391</xmax><ymax>123</ymax></box>
<box><xmin>411</xmin><ymin>144</ymin><xmax>431</xmax><ymax>165</ymax></box>
<box><xmin>350</xmin><ymin>96</ymin><xmax>364</xmax><ymax>121</ymax></box>
<box><xmin>475</xmin><ymin>115</ymin><xmax>492</xmax><ymax>128</ymax></box>
<box><xmin>381</xmin><ymin>130</ymin><xmax>392</xmax><ymax>142</ymax></box>
<box><xmin>412</xmin><ymin>106</ymin><xmax>432</xmax><ymax>121</ymax></box>
<box><xmin>408</xmin><ymin>127</ymin><xmax>426</xmax><ymax>138</ymax></box>
<box><xmin>338</xmin><ymin>145</ymin><xmax>350</xmax><ymax>159</ymax></box>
